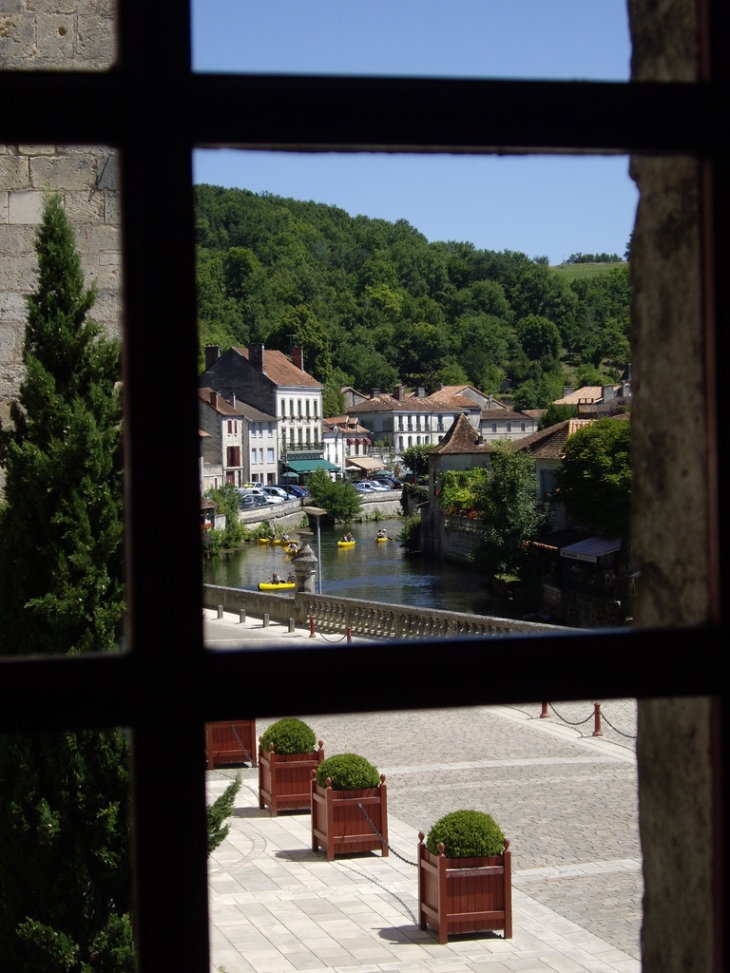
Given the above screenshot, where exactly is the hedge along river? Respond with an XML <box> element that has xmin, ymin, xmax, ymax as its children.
<box><xmin>203</xmin><ymin>518</ymin><xmax>495</xmax><ymax>616</ymax></box>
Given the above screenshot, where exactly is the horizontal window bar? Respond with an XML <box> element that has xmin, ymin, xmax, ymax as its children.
<box><xmin>1</xmin><ymin>73</ymin><xmax>725</xmax><ymax>154</ymax></box>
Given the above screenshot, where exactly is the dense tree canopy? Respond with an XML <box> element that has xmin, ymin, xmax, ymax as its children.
<box><xmin>195</xmin><ymin>185</ymin><xmax>631</xmax><ymax>406</ymax></box>
<box><xmin>557</xmin><ymin>418</ymin><xmax>632</xmax><ymax>541</ymax></box>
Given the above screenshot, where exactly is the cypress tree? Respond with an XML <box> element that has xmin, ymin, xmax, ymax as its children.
<box><xmin>0</xmin><ymin>195</ymin><xmax>133</xmax><ymax>971</ymax></box>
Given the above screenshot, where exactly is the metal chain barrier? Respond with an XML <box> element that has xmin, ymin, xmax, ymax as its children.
<box><xmin>599</xmin><ymin>710</ymin><xmax>637</xmax><ymax>739</ymax></box>
<box><xmin>231</xmin><ymin>724</ymin><xmax>256</xmax><ymax>766</ymax></box>
<box><xmin>356</xmin><ymin>801</ymin><xmax>418</xmax><ymax>867</ymax></box>
<box><xmin>548</xmin><ymin>702</ymin><xmax>595</xmax><ymax>726</ymax></box>
<box><xmin>317</xmin><ymin>631</ymin><xmax>349</xmax><ymax>642</ymax></box>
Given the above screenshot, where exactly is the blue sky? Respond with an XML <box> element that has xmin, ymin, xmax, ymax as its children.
<box><xmin>191</xmin><ymin>1</ymin><xmax>636</xmax><ymax>265</ymax></box>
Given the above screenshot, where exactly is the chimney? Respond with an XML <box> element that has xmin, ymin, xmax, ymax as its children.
<box><xmin>208</xmin><ymin>389</ymin><xmax>219</xmax><ymax>409</ymax></box>
<box><xmin>417</xmin><ymin>387</ymin><xmax>425</xmax><ymax>399</ymax></box>
<box><xmin>393</xmin><ymin>384</ymin><xmax>404</xmax><ymax>401</ymax></box>
<box><xmin>370</xmin><ymin>388</ymin><xmax>381</xmax><ymax>400</ymax></box>
<box><xmin>248</xmin><ymin>343</ymin><xmax>265</xmax><ymax>371</ymax></box>
<box><xmin>205</xmin><ymin>345</ymin><xmax>220</xmax><ymax>371</ymax></box>
<box><xmin>602</xmin><ymin>385</ymin><xmax>615</xmax><ymax>404</ymax></box>
<box><xmin>229</xmin><ymin>393</ymin><xmax>237</xmax><ymax>409</ymax></box>
<box><xmin>562</xmin><ymin>386</ymin><xmax>575</xmax><ymax>398</ymax></box>
<box><xmin>292</xmin><ymin>346</ymin><xmax>304</xmax><ymax>371</ymax></box>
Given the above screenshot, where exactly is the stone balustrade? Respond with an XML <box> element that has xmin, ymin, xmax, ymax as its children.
<box><xmin>202</xmin><ymin>585</ymin><xmax>572</xmax><ymax>638</ymax></box>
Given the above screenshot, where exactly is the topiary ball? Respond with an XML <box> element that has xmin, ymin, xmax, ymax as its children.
<box><xmin>260</xmin><ymin>718</ymin><xmax>317</xmax><ymax>755</ymax></box>
<box><xmin>426</xmin><ymin>810</ymin><xmax>505</xmax><ymax>859</ymax></box>
<box><xmin>315</xmin><ymin>753</ymin><xmax>380</xmax><ymax>791</ymax></box>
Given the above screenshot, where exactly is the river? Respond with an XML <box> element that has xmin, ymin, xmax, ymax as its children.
<box><xmin>203</xmin><ymin>518</ymin><xmax>494</xmax><ymax>616</ymax></box>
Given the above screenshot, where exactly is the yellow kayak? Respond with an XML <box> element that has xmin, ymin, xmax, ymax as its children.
<box><xmin>258</xmin><ymin>537</ymin><xmax>271</xmax><ymax>545</ymax></box>
<box><xmin>376</xmin><ymin>536</ymin><xmax>388</xmax><ymax>543</ymax></box>
<box><xmin>337</xmin><ymin>540</ymin><xmax>356</xmax><ymax>548</ymax></box>
<box><xmin>258</xmin><ymin>581</ymin><xmax>295</xmax><ymax>591</ymax></box>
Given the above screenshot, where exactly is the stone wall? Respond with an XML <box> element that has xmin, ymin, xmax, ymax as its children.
<box><xmin>1</xmin><ymin>2</ymin><xmax>121</xmax><ymax>425</ymax></box>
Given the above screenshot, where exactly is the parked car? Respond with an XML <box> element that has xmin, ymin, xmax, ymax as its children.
<box><xmin>353</xmin><ymin>481</ymin><xmax>378</xmax><ymax>493</ymax></box>
<box><xmin>261</xmin><ymin>486</ymin><xmax>289</xmax><ymax>501</ymax></box>
<box><xmin>372</xmin><ymin>475</ymin><xmax>402</xmax><ymax>488</ymax></box>
<box><xmin>278</xmin><ymin>483</ymin><xmax>307</xmax><ymax>498</ymax></box>
<box><xmin>239</xmin><ymin>494</ymin><xmax>268</xmax><ymax>509</ymax></box>
<box><xmin>364</xmin><ymin>479</ymin><xmax>390</xmax><ymax>491</ymax></box>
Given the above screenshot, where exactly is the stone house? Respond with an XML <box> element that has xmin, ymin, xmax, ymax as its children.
<box><xmin>351</xmin><ymin>384</ymin><xmax>482</xmax><ymax>451</ymax></box>
<box><xmin>420</xmin><ymin>414</ymin><xmax>492</xmax><ymax>561</ymax></box>
<box><xmin>479</xmin><ymin>407</ymin><xmax>539</xmax><ymax>442</ymax></box>
<box><xmin>198</xmin><ymin>387</ymin><xmax>279</xmax><ymax>489</ymax></box>
<box><xmin>322</xmin><ymin>416</ymin><xmax>381</xmax><ymax>478</ymax></box>
<box><xmin>200</xmin><ymin>344</ymin><xmax>323</xmax><ymax>476</ymax></box>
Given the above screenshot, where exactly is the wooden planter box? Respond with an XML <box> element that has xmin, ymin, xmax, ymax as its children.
<box><xmin>311</xmin><ymin>771</ymin><xmax>388</xmax><ymax>861</ymax></box>
<box><xmin>258</xmin><ymin>740</ymin><xmax>324</xmax><ymax>816</ymax></box>
<box><xmin>418</xmin><ymin>834</ymin><xmax>512</xmax><ymax>944</ymax></box>
<box><xmin>205</xmin><ymin>720</ymin><xmax>257</xmax><ymax>770</ymax></box>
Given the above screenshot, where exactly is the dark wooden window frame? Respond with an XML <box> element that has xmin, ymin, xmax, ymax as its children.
<box><xmin>1</xmin><ymin>0</ymin><xmax>729</xmax><ymax>970</ymax></box>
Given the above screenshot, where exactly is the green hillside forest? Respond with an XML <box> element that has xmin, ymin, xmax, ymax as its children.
<box><xmin>195</xmin><ymin>184</ymin><xmax>631</xmax><ymax>412</ymax></box>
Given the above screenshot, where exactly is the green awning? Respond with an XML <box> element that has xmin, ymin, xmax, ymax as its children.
<box><xmin>285</xmin><ymin>459</ymin><xmax>340</xmax><ymax>473</ymax></box>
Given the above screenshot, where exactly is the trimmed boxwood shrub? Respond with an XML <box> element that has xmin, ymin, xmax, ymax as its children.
<box><xmin>260</xmin><ymin>718</ymin><xmax>316</xmax><ymax>755</ymax></box>
<box><xmin>315</xmin><ymin>753</ymin><xmax>380</xmax><ymax>791</ymax></box>
<box><xmin>426</xmin><ymin>810</ymin><xmax>505</xmax><ymax>859</ymax></box>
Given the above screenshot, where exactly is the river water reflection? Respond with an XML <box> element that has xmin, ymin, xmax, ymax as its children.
<box><xmin>203</xmin><ymin>518</ymin><xmax>494</xmax><ymax>616</ymax></box>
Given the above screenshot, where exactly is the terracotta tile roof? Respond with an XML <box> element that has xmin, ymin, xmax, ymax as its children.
<box><xmin>323</xmin><ymin>418</ymin><xmax>369</xmax><ymax>434</ymax></box>
<box><xmin>521</xmin><ymin>409</ymin><xmax>547</xmax><ymax>419</ymax></box>
<box><xmin>553</xmin><ymin>386</ymin><xmax>615</xmax><ymax>406</ymax></box>
<box><xmin>198</xmin><ymin>387</ymin><xmax>241</xmax><ymax>416</ymax></box>
<box><xmin>481</xmin><ymin>408</ymin><xmax>533</xmax><ymax>421</ymax></box>
<box><xmin>233</xmin><ymin>347</ymin><xmax>321</xmax><ymax>388</ymax></box>
<box><xmin>234</xmin><ymin>401</ymin><xmax>277</xmax><ymax>423</ymax></box>
<box><xmin>426</xmin><ymin>388</ymin><xmax>482</xmax><ymax>410</ymax></box>
<box><xmin>353</xmin><ymin>393</ymin><xmax>437</xmax><ymax>413</ymax></box>
<box><xmin>430</xmin><ymin>413</ymin><xmax>492</xmax><ymax>455</ymax></box>
<box><xmin>508</xmin><ymin>418</ymin><xmax>595</xmax><ymax>458</ymax></box>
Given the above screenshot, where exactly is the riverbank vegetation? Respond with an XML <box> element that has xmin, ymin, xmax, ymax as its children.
<box><xmin>195</xmin><ymin>185</ymin><xmax>630</xmax><ymax>408</ymax></box>
<box><xmin>305</xmin><ymin>468</ymin><xmax>362</xmax><ymax>524</ymax></box>
<box><xmin>438</xmin><ymin>449</ymin><xmax>546</xmax><ymax>583</ymax></box>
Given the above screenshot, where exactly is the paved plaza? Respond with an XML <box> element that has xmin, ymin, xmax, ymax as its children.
<box><xmin>205</xmin><ymin>609</ymin><xmax>640</xmax><ymax>973</ymax></box>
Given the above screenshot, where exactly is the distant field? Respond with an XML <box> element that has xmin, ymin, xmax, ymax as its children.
<box><xmin>551</xmin><ymin>261</ymin><xmax>627</xmax><ymax>282</ymax></box>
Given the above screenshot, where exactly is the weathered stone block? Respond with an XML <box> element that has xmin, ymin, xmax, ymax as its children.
<box><xmin>18</xmin><ymin>145</ymin><xmax>57</xmax><ymax>156</ymax></box>
<box><xmin>0</xmin><ymin>322</ymin><xmax>22</xmax><ymax>360</ymax></box>
<box><xmin>0</xmin><ymin>223</ymin><xmax>38</xmax><ymax>253</ymax></box>
<box><xmin>30</xmin><ymin>154</ymin><xmax>97</xmax><ymax>191</ymax></box>
<box><xmin>0</xmin><ymin>291</ymin><xmax>26</xmax><ymax>323</ymax></box>
<box><xmin>36</xmin><ymin>12</ymin><xmax>77</xmax><ymax>62</ymax></box>
<box><xmin>8</xmin><ymin>191</ymin><xmax>44</xmax><ymax>224</ymax></box>
<box><xmin>64</xmin><ymin>190</ymin><xmax>105</xmax><ymax>222</ymax></box>
<box><xmin>0</xmin><ymin>192</ymin><xmax>8</xmax><ymax>223</ymax></box>
<box><xmin>75</xmin><ymin>223</ymin><xmax>120</xmax><ymax>254</ymax></box>
<box><xmin>104</xmin><ymin>190</ymin><xmax>121</xmax><ymax>224</ymax></box>
<box><xmin>0</xmin><ymin>155</ymin><xmax>30</xmax><ymax>191</ymax></box>
<box><xmin>77</xmin><ymin>17</ymin><xmax>115</xmax><ymax>65</ymax></box>
<box><xmin>0</xmin><ymin>16</ymin><xmax>35</xmax><ymax>61</ymax></box>
<box><xmin>97</xmin><ymin>152</ymin><xmax>118</xmax><ymax>191</ymax></box>
<box><xmin>0</xmin><ymin>254</ymin><xmax>34</xmax><ymax>290</ymax></box>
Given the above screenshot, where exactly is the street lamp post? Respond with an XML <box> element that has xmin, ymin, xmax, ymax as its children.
<box><xmin>302</xmin><ymin>505</ymin><xmax>327</xmax><ymax>594</ymax></box>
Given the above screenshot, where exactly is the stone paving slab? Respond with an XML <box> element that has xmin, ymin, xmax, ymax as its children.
<box><xmin>208</xmin><ymin>703</ymin><xmax>641</xmax><ymax>972</ymax></box>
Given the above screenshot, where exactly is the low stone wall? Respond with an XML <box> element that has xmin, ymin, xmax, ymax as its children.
<box><xmin>352</xmin><ymin>491</ymin><xmax>402</xmax><ymax>520</ymax></box>
<box><xmin>203</xmin><ymin>585</ymin><xmax>573</xmax><ymax>637</ymax></box>
<box><xmin>203</xmin><ymin>584</ymin><xmax>295</xmax><ymax>624</ymax></box>
<box><xmin>422</xmin><ymin>505</ymin><xmax>481</xmax><ymax>565</ymax></box>
<box><xmin>237</xmin><ymin>499</ymin><xmax>305</xmax><ymax>530</ymax></box>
